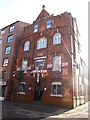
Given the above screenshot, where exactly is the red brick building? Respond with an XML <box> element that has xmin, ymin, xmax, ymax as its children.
<box><xmin>3</xmin><ymin>9</ymin><xmax>88</xmax><ymax>108</ymax></box>
<box><xmin>0</xmin><ymin>21</ymin><xmax>29</xmax><ymax>99</ymax></box>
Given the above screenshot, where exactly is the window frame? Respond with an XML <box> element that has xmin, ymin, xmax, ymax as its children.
<box><xmin>35</xmin><ymin>59</ymin><xmax>45</xmax><ymax>70</ymax></box>
<box><xmin>37</xmin><ymin>37</ymin><xmax>47</xmax><ymax>49</ymax></box>
<box><xmin>52</xmin><ymin>55</ymin><xmax>61</xmax><ymax>71</ymax></box>
<box><xmin>5</xmin><ymin>46</ymin><xmax>11</xmax><ymax>54</ymax></box>
<box><xmin>3</xmin><ymin>58</ymin><xmax>8</xmax><ymax>67</ymax></box>
<box><xmin>2</xmin><ymin>71</ymin><xmax>6</xmax><ymax>79</ymax></box>
<box><xmin>46</xmin><ymin>20</ymin><xmax>51</xmax><ymax>29</ymax></box>
<box><xmin>10</xmin><ymin>25</ymin><xmax>14</xmax><ymax>32</ymax></box>
<box><xmin>8</xmin><ymin>35</ymin><xmax>13</xmax><ymax>43</ymax></box>
<box><xmin>51</xmin><ymin>82</ymin><xmax>62</xmax><ymax>96</ymax></box>
<box><xmin>22</xmin><ymin>59</ymin><xmax>28</xmax><ymax>72</ymax></box>
<box><xmin>19</xmin><ymin>82</ymin><xmax>26</xmax><ymax>94</ymax></box>
<box><xmin>0</xmin><ymin>39</ymin><xmax>2</xmax><ymax>44</ymax></box>
<box><xmin>1</xmin><ymin>29</ymin><xmax>5</xmax><ymax>35</ymax></box>
<box><xmin>53</xmin><ymin>32</ymin><xmax>61</xmax><ymax>45</ymax></box>
<box><xmin>24</xmin><ymin>41</ymin><xmax>30</xmax><ymax>51</ymax></box>
<box><xmin>34</xmin><ymin>24</ymin><xmax>38</xmax><ymax>33</ymax></box>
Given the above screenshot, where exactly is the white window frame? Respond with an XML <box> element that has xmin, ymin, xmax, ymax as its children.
<box><xmin>34</xmin><ymin>24</ymin><xmax>38</xmax><ymax>33</ymax></box>
<box><xmin>37</xmin><ymin>37</ymin><xmax>47</xmax><ymax>49</ymax></box>
<box><xmin>3</xmin><ymin>58</ymin><xmax>8</xmax><ymax>67</ymax></box>
<box><xmin>53</xmin><ymin>32</ymin><xmax>61</xmax><ymax>45</ymax></box>
<box><xmin>24</xmin><ymin>41</ymin><xmax>30</xmax><ymax>51</ymax></box>
<box><xmin>10</xmin><ymin>25</ymin><xmax>14</xmax><ymax>32</ymax></box>
<box><xmin>46</xmin><ymin>20</ymin><xmax>51</xmax><ymax>29</ymax></box>
<box><xmin>5</xmin><ymin>46</ymin><xmax>11</xmax><ymax>54</ymax></box>
<box><xmin>51</xmin><ymin>82</ymin><xmax>62</xmax><ymax>97</ymax></box>
<box><xmin>52</xmin><ymin>55</ymin><xmax>61</xmax><ymax>71</ymax></box>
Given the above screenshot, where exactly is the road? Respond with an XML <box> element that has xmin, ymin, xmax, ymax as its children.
<box><xmin>0</xmin><ymin>99</ymin><xmax>89</xmax><ymax>119</ymax></box>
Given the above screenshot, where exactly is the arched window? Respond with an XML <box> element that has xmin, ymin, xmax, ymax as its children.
<box><xmin>53</xmin><ymin>32</ymin><xmax>61</xmax><ymax>45</ymax></box>
<box><xmin>24</xmin><ymin>41</ymin><xmax>30</xmax><ymax>51</ymax></box>
<box><xmin>37</xmin><ymin>37</ymin><xmax>47</xmax><ymax>49</ymax></box>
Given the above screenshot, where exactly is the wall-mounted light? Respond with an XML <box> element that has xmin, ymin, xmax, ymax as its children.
<box><xmin>13</xmin><ymin>71</ymin><xmax>16</xmax><ymax>77</ymax></box>
<box><xmin>44</xmin><ymin>87</ymin><xmax>47</xmax><ymax>91</ymax></box>
<box><xmin>29</xmin><ymin>87</ymin><xmax>31</xmax><ymax>90</ymax></box>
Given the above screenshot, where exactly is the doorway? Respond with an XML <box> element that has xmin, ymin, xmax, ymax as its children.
<box><xmin>34</xmin><ymin>83</ymin><xmax>43</xmax><ymax>101</ymax></box>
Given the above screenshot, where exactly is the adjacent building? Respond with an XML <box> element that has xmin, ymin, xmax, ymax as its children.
<box><xmin>0</xmin><ymin>21</ymin><xmax>29</xmax><ymax>99</ymax></box>
<box><xmin>1</xmin><ymin>9</ymin><xmax>88</xmax><ymax>108</ymax></box>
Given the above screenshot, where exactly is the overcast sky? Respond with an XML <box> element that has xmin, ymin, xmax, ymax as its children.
<box><xmin>0</xmin><ymin>0</ymin><xmax>88</xmax><ymax>65</ymax></box>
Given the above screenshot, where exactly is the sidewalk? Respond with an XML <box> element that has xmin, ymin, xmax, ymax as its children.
<box><xmin>47</xmin><ymin>102</ymin><xmax>88</xmax><ymax>118</ymax></box>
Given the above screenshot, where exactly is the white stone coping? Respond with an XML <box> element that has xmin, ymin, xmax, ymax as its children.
<box><xmin>30</xmin><ymin>70</ymin><xmax>47</xmax><ymax>74</ymax></box>
<box><xmin>50</xmin><ymin>94</ymin><xmax>62</xmax><ymax>97</ymax></box>
<box><xmin>17</xmin><ymin>92</ymin><xmax>25</xmax><ymax>94</ymax></box>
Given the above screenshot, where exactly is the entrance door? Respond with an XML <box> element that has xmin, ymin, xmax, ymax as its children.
<box><xmin>34</xmin><ymin>84</ymin><xmax>43</xmax><ymax>101</ymax></box>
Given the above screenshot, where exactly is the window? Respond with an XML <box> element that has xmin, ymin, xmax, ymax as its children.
<box><xmin>8</xmin><ymin>35</ymin><xmax>13</xmax><ymax>42</ymax></box>
<box><xmin>0</xmin><ymin>39</ymin><xmax>2</xmax><ymax>44</ymax></box>
<box><xmin>19</xmin><ymin>82</ymin><xmax>25</xmax><ymax>93</ymax></box>
<box><xmin>46</xmin><ymin>20</ymin><xmax>51</xmax><ymax>28</ymax></box>
<box><xmin>53</xmin><ymin>32</ymin><xmax>61</xmax><ymax>45</ymax></box>
<box><xmin>2</xmin><ymin>71</ymin><xmax>6</xmax><ymax>79</ymax></box>
<box><xmin>35</xmin><ymin>59</ymin><xmax>45</xmax><ymax>70</ymax></box>
<box><xmin>5</xmin><ymin>46</ymin><xmax>11</xmax><ymax>54</ymax></box>
<box><xmin>51</xmin><ymin>82</ymin><xmax>62</xmax><ymax>96</ymax></box>
<box><xmin>10</xmin><ymin>25</ymin><xmax>14</xmax><ymax>32</ymax></box>
<box><xmin>53</xmin><ymin>55</ymin><xmax>61</xmax><ymax>71</ymax></box>
<box><xmin>22</xmin><ymin>59</ymin><xmax>28</xmax><ymax>72</ymax></box>
<box><xmin>24</xmin><ymin>41</ymin><xmax>30</xmax><ymax>51</ymax></box>
<box><xmin>34</xmin><ymin>24</ymin><xmax>38</xmax><ymax>32</ymax></box>
<box><xmin>37</xmin><ymin>37</ymin><xmax>47</xmax><ymax>49</ymax></box>
<box><xmin>3</xmin><ymin>58</ymin><xmax>8</xmax><ymax>66</ymax></box>
<box><xmin>1</xmin><ymin>29</ymin><xmax>5</xmax><ymax>35</ymax></box>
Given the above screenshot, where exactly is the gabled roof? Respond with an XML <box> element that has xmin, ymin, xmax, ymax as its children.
<box><xmin>36</xmin><ymin>9</ymin><xmax>50</xmax><ymax>21</ymax></box>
